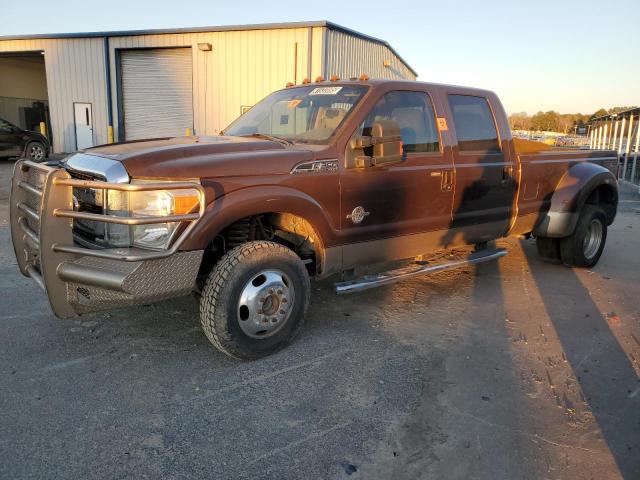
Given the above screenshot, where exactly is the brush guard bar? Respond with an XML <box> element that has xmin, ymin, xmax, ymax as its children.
<box><xmin>10</xmin><ymin>159</ymin><xmax>206</xmax><ymax>318</ymax></box>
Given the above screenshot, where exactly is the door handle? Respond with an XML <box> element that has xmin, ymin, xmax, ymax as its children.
<box><xmin>502</xmin><ymin>166</ymin><xmax>513</xmax><ymax>181</ymax></box>
<box><xmin>440</xmin><ymin>169</ymin><xmax>453</xmax><ymax>192</ymax></box>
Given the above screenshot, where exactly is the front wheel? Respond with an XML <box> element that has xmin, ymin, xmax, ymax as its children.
<box><xmin>199</xmin><ymin>241</ymin><xmax>310</xmax><ymax>359</ymax></box>
<box><xmin>560</xmin><ymin>205</ymin><xmax>607</xmax><ymax>267</ymax></box>
<box><xmin>25</xmin><ymin>141</ymin><xmax>46</xmax><ymax>161</ymax></box>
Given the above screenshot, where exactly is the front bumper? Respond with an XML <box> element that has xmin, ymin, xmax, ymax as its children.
<box><xmin>9</xmin><ymin>160</ymin><xmax>205</xmax><ymax>318</ymax></box>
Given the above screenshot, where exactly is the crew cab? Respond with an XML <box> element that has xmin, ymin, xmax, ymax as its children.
<box><xmin>10</xmin><ymin>79</ymin><xmax>618</xmax><ymax>359</ymax></box>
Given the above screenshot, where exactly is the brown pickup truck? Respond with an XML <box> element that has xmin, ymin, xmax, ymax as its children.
<box><xmin>10</xmin><ymin>79</ymin><xmax>618</xmax><ymax>359</ymax></box>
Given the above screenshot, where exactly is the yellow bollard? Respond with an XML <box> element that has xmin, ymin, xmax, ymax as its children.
<box><xmin>39</xmin><ymin>122</ymin><xmax>47</xmax><ymax>138</ymax></box>
<box><xmin>185</xmin><ymin>127</ymin><xmax>192</xmax><ymax>136</ymax></box>
<box><xmin>107</xmin><ymin>125</ymin><xmax>114</xmax><ymax>144</ymax></box>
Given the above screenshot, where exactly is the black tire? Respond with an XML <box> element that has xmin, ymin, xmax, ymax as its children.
<box><xmin>25</xmin><ymin>141</ymin><xmax>47</xmax><ymax>161</ymax></box>
<box><xmin>559</xmin><ymin>205</ymin><xmax>607</xmax><ymax>268</ymax></box>
<box><xmin>199</xmin><ymin>241</ymin><xmax>310</xmax><ymax>359</ymax></box>
<box><xmin>535</xmin><ymin>236</ymin><xmax>561</xmax><ymax>264</ymax></box>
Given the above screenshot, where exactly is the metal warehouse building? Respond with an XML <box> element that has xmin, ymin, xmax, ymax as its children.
<box><xmin>0</xmin><ymin>21</ymin><xmax>417</xmax><ymax>154</ymax></box>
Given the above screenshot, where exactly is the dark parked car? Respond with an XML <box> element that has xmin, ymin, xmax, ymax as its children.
<box><xmin>0</xmin><ymin>117</ymin><xmax>50</xmax><ymax>161</ymax></box>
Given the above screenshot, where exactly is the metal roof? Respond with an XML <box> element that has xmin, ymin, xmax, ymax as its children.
<box><xmin>590</xmin><ymin>106</ymin><xmax>640</xmax><ymax>122</ymax></box>
<box><xmin>0</xmin><ymin>20</ymin><xmax>418</xmax><ymax>77</ymax></box>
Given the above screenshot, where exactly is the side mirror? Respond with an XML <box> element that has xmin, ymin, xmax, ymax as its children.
<box><xmin>348</xmin><ymin>120</ymin><xmax>403</xmax><ymax>168</ymax></box>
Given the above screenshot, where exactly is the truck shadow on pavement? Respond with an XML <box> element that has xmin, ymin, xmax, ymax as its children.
<box><xmin>520</xmin><ymin>239</ymin><xmax>640</xmax><ymax>479</ymax></box>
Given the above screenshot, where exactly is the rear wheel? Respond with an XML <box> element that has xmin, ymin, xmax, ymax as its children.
<box><xmin>25</xmin><ymin>141</ymin><xmax>46</xmax><ymax>161</ymax></box>
<box><xmin>559</xmin><ymin>205</ymin><xmax>607</xmax><ymax>267</ymax></box>
<box><xmin>199</xmin><ymin>241</ymin><xmax>310</xmax><ymax>359</ymax></box>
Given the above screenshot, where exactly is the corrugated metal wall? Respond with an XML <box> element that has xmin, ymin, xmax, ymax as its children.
<box><xmin>0</xmin><ymin>25</ymin><xmax>415</xmax><ymax>153</ymax></box>
<box><xmin>325</xmin><ymin>29</ymin><xmax>416</xmax><ymax>81</ymax></box>
<box><xmin>108</xmin><ymin>27</ymin><xmax>319</xmax><ymax>139</ymax></box>
<box><xmin>0</xmin><ymin>38</ymin><xmax>107</xmax><ymax>153</ymax></box>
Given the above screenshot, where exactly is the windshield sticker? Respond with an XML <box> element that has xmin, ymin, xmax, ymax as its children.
<box><xmin>287</xmin><ymin>99</ymin><xmax>302</xmax><ymax>109</ymax></box>
<box><xmin>309</xmin><ymin>86</ymin><xmax>343</xmax><ymax>96</ymax></box>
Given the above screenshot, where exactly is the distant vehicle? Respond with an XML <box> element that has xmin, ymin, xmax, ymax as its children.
<box><xmin>11</xmin><ymin>79</ymin><xmax>619</xmax><ymax>359</ymax></box>
<box><xmin>0</xmin><ymin>117</ymin><xmax>49</xmax><ymax>161</ymax></box>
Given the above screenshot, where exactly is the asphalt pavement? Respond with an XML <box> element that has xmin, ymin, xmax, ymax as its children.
<box><xmin>0</xmin><ymin>159</ymin><xmax>639</xmax><ymax>479</ymax></box>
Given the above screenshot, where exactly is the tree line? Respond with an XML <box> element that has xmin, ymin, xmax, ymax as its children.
<box><xmin>508</xmin><ymin>107</ymin><xmax>637</xmax><ymax>133</ymax></box>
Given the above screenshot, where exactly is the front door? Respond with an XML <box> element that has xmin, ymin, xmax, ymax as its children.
<box><xmin>74</xmin><ymin>102</ymin><xmax>93</xmax><ymax>150</ymax></box>
<box><xmin>446</xmin><ymin>94</ymin><xmax>517</xmax><ymax>243</ymax></box>
<box><xmin>339</xmin><ymin>89</ymin><xmax>454</xmax><ymax>264</ymax></box>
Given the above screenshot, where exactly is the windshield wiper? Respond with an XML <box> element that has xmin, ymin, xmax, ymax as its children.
<box><xmin>243</xmin><ymin>133</ymin><xmax>294</xmax><ymax>146</ymax></box>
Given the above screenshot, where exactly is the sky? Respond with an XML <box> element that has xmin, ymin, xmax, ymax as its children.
<box><xmin>2</xmin><ymin>0</ymin><xmax>638</xmax><ymax>116</ymax></box>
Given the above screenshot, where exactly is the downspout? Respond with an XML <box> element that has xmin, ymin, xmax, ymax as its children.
<box><xmin>104</xmin><ymin>36</ymin><xmax>114</xmax><ymax>143</ymax></box>
<box><xmin>323</xmin><ymin>27</ymin><xmax>328</xmax><ymax>78</ymax></box>
<box><xmin>307</xmin><ymin>27</ymin><xmax>313</xmax><ymax>80</ymax></box>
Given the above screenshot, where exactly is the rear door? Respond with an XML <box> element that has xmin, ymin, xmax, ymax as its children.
<box><xmin>446</xmin><ymin>94</ymin><xmax>517</xmax><ymax>242</ymax></box>
<box><xmin>339</xmin><ymin>89</ymin><xmax>454</xmax><ymax>244</ymax></box>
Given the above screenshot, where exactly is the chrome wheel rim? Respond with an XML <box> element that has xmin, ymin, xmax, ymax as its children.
<box><xmin>29</xmin><ymin>144</ymin><xmax>44</xmax><ymax>161</ymax></box>
<box><xmin>583</xmin><ymin>218</ymin><xmax>603</xmax><ymax>260</ymax></box>
<box><xmin>237</xmin><ymin>269</ymin><xmax>295</xmax><ymax>339</ymax></box>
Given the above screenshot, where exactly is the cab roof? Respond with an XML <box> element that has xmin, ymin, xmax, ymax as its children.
<box><xmin>281</xmin><ymin>79</ymin><xmax>496</xmax><ymax>98</ymax></box>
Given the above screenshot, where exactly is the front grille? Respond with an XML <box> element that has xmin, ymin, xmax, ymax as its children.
<box><xmin>77</xmin><ymin>200</ymin><xmax>102</xmax><ymax>214</ymax></box>
<box><xmin>67</xmin><ymin>168</ymin><xmax>104</xmax><ymax>181</ymax></box>
<box><xmin>65</xmin><ymin>167</ymin><xmax>132</xmax><ymax>249</ymax></box>
<box><xmin>67</xmin><ymin>168</ymin><xmax>107</xmax><ymax>247</ymax></box>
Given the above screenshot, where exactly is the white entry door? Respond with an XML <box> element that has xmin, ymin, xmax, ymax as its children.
<box><xmin>74</xmin><ymin>102</ymin><xmax>94</xmax><ymax>150</ymax></box>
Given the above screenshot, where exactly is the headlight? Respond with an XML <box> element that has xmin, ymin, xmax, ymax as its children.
<box><xmin>106</xmin><ymin>183</ymin><xmax>200</xmax><ymax>250</ymax></box>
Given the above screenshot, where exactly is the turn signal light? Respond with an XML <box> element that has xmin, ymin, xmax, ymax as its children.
<box><xmin>315</xmin><ymin>76</ymin><xmax>325</xmax><ymax>82</ymax></box>
<box><xmin>173</xmin><ymin>193</ymin><xmax>200</xmax><ymax>214</ymax></box>
<box><xmin>359</xmin><ymin>73</ymin><xmax>369</xmax><ymax>81</ymax></box>
<box><xmin>330</xmin><ymin>74</ymin><xmax>340</xmax><ymax>81</ymax></box>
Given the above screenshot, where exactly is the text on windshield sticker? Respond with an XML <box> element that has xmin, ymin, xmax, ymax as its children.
<box><xmin>309</xmin><ymin>87</ymin><xmax>343</xmax><ymax>95</ymax></box>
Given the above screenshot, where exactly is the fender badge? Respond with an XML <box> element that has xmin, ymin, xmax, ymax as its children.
<box><xmin>347</xmin><ymin>206</ymin><xmax>370</xmax><ymax>224</ymax></box>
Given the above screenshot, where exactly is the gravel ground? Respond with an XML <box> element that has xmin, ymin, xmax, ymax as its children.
<box><xmin>0</xmin><ymin>159</ymin><xmax>638</xmax><ymax>480</ymax></box>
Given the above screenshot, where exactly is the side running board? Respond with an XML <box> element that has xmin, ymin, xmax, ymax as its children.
<box><xmin>334</xmin><ymin>248</ymin><xmax>507</xmax><ymax>295</ymax></box>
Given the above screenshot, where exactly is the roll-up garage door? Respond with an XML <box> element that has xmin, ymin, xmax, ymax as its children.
<box><xmin>120</xmin><ymin>48</ymin><xmax>193</xmax><ymax>140</ymax></box>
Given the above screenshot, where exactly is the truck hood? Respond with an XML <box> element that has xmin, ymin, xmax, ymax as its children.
<box><xmin>82</xmin><ymin>135</ymin><xmax>316</xmax><ymax>179</ymax></box>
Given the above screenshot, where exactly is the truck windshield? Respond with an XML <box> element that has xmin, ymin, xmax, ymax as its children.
<box><xmin>223</xmin><ymin>85</ymin><xmax>369</xmax><ymax>144</ymax></box>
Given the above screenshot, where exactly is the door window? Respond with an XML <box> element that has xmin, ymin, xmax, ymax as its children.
<box><xmin>357</xmin><ymin>91</ymin><xmax>439</xmax><ymax>153</ymax></box>
<box><xmin>447</xmin><ymin>95</ymin><xmax>500</xmax><ymax>153</ymax></box>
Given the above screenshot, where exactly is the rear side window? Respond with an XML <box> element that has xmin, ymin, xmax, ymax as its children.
<box><xmin>448</xmin><ymin>95</ymin><xmax>500</xmax><ymax>153</ymax></box>
<box><xmin>358</xmin><ymin>91</ymin><xmax>440</xmax><ymax>153</ymax></box>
